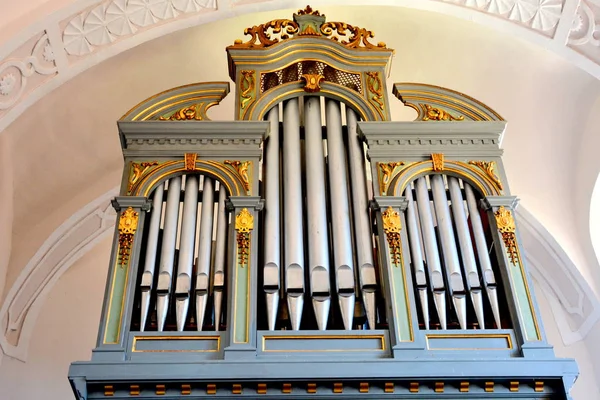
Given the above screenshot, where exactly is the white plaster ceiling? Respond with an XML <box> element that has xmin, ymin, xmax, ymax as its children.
<box><xmin>2</xmin><ymin>2</ymin><xmax>600</xmax><ymax>369</ymax></box>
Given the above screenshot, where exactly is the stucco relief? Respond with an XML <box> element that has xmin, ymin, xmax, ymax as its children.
<box><xmin>63</xmin><ymin>0</ymin><xmax>218</xmax><ymax>56</ymax></box>
<box><xmin>568</xmin><ymin>0</ymin><xmax>600</xmax><ymax>62</ymax></box>
<box><xmin>0</xmin><ymin>33</ymin><xmax>57</xmax><ymax>111</ymax></box>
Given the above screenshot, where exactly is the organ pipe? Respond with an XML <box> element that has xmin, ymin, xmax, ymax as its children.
<box><xmin>140</xmin><ymin>184</ymin><xmax>164</xmax><ymax>331</ymax></box>
<box><xmin>325</xmin><ymin>99</ymin><xmax>355</xmax><ymax>330</ymax></box>
<box><xmin>283</xmin><ymin>98</ymin><xmax>305</xmax><ymax>330</ymax></box>
<box><xmin>213</xmin><ymin>186</ymin><xmax>228</xmax><ymax>331</ymax></box>
<box><xmin>196</xmin><ymin>177</ymin><xmax>214</xmax><ymax>331</ymax></box>
<box><xmin>304</xmin><ymin>96</ymin><xmax>331</xmax><ymax>330</ymax></box>
<box><xmin>156</xmin><ymin>176</ymin><xmax>182</xmax><ymax>331</ymax></box>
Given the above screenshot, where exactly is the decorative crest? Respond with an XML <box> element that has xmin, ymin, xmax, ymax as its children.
<box><xmin>431</xmin><ymin>153</ymin><xmax>444</xmax><ymax>172</ymax></box>
<box><xmin>296</xmin><ymin>5</ymin><xmax>322</xmax><ymax>16</ymax></box>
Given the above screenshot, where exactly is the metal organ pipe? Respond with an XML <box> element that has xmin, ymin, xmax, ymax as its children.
<box><xmin>264</xmin><ymin>106</ymin><xmax>281</xmax><ymax>331</ymax></box>
<box><xmin>156</xmin><ymin>176</ymin><xmax>182</xmax><ymax>331</ymax></box>
<box><xmin>325</xmin><ymin>99</ymin><xmax>355</xmax><ymax>330</ymax></box>
<box><xmin>430</xmin><ymin>175</ymin><xmax>467</xmax><ymax>329</ymax></box>
<box><xmin>447</xmin><ymin>177</ymin><xmax>485</xmax><ymax>329</ymax></box>
<box><xmin>414</xmin><ymin>177</ymin><xmax>447</xmax><ymax>329</ymax></box>
<box><xmin>345</xmin><ymin>107</ymin><xmax>377</xmax><ymax>330</ymax></box>
<box><xmin>404</xmin><ymin>186</ymin><xmax>429</xmax><ymax>329</ymax></box>
<box><xmin>283</xmin><ymin>98</ymin><xmax>305</xmax><ymax>330</ymax></box>
<box><xmin>213</xmin><ymin>186</ymin><xmax>228</xmax><ymax>331</ymax></box>
<box><xmin>465</xmin><ymin>184</ymin><xmax>502</xmax><ymax>329</ymax></box>
<box><xmin>175</xmin><ymin>175</ymin><xmax>199</xmax><ymax>331</ymax></box>
<box><xmin>196</xmin><ymin>177</ymin><xmax>215</xmax><ymax>331</ymax></box>
<box><xmin>140</xmin><ymin>184</ymin><xmax>164</xmax><ymax>331</ymax></box>
<box><xmin>304</xmin><ymin>96</ymin><xmax>331</xmax><ymax>330</ymax></box>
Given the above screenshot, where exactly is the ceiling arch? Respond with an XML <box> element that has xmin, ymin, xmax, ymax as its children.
<box><xmin>1</xmin><ymin>0</ymin><xmax>600</xmax><ymax>133</ymax></box>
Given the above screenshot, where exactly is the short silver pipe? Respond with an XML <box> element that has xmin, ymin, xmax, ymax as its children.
<box><xmin>195</xmin><ymin>177</ymin><xmax>214</xmax><ymax>331</ymax></box>
<box><xmin>448</xmin><ymin>177</ymin><xmax>485</xmax><ymax>329</ymax></box>
<box><xmin>404</xmin><ymin>185</ymin><xmax>429</xmax><ymax>329</ymax></box>
<box><xmin>414</xmin><ymin>177</ymin><xmax>446</xmax><ymax>329</ymax></box>
<box><xmin>174</xmin><ymin>175</ymin><xmax>199</xmax><ymax>331</ymax></box>
<box><xmin>346</xmin><ymin>107</ymin><xmax>376</xmax><ymax>330</ymax></box>
<box><xmin>140</xmin><ymin>184</ymin><xmax>164</xmax><ymax>331</ymax></box>
<box><xmin>465</xmin><ymin>183</ymin><xmax>501</xmax><ymax>329</ymax></box>
<box><xmin>156</xmin><ymin>176</ymin><xmax>182</xmax><ymax>331</ymax></box>
<box><xmin>264</xmin><ymin>106</ymin><xmax>281</xmax><ymax>331</ymax></box>
<box><xmin>213</xmin><ymin>186</ymin><xmax>228</xmax><ymax>332</ymax></box>
<box><xmin>283</xmin><ymin>98</ymin><xmax>305</xmax><ymax>330</ymax></box>
<box><xmin>304</xmin><ymin>96</ymin><xmax>331</xmax><ymax>330</ymax></box>
<box><xmin>430</xmin><ymin>175</ymin><xmax>466</xmax><ymax>329</ymax></box>
<box><xmin>326</xmin><ymin>99</ymin><xmax>355</xmax><ymax>330</ymax></box>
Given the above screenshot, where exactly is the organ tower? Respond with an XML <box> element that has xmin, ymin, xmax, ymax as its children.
<box><xmin>69</xmin><ymin>6</ymin><xmax>578</xmax><ymax>399</ymax></box>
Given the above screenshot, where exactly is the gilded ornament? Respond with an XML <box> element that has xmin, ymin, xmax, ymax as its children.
<box><xmin>184</xmin><ymin>153</ymin><xmax>197</xmax><ymax>171</ymax></box>
<box><xmin>382</xmin><ymin>206</ymin><xmax>403</xmax><ymax>267</ymax></box>
<box><xmin>378</xmin><ymin>161</ymin><xmax>404</xmax><ymax>195</ymax></box>
<box><xmin>159</xmin><ymin>104</ymin><xmax>203</xmax><ymax>121</ymax></box>
<box><xmin>224</xmin><ymin>160</ymin><xmax>251</xmax><ymax>191</ymax></box>
<box><xmin>494</xmin><ymin>206</ymin><xmax>519</xmax><ymax>266</ymax></box>
<box><xmin>235</xmin><ymin>208</ymin><xmax>254</xmax><ymax>267</ymax></box>
<box><xmin>295</xmin><ymin>5</ymin><xmax>322</xmax><ymax>16</ymax></box>
<box><xmin>421</xmin><ymin>104</ymin><xmax>464</xmax><ymax>121</ymax></box>
<box><xmin>240</xmin><ymin>70</ymin><xmax>255</xmax><ymax>110</ymax></box>
<box><xmin>128</xmin><ymin>161</ymin><xmax>159</xmax><ymax>193</ymax></box>
<box><xmin>431</xmin><ymin>153</ymin><xmax>444</xmax><ymax>172</ymax></box>
<box><xmin>321</xmin><ymin>22</ymin><xmax>388</xmax><ymax>50</ymax></box>
<box><xmin>469</xmin><ymin>160</ymin><xmax>504</xmax><ymax>191</ymax></box>
<box><xmin>366</xmin><ymin>71</ymin><xmax>384</xmax><ymax>110</ymax></box>
<box><xmin>118</xmin><ymin>207</ymin><xmax>139</xmax><ymax>267</ymax></box>
<box><xmin>301</xmin><ymin>73</ymin><xmax>325</xmax><ymax>92</ymax></box>
<box><xmin>231</xmin><ymin>19</ymin><xmax>299</xmax><ymax>48</ymax></box>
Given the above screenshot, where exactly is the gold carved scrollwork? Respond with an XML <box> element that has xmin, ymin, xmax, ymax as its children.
<box><xmin>224</xmin><ymin>160</ymin><xmax>251</xmax><ymax>192</ymax></box>
<box><xmin>232</xmin><ymin>20</ymin><xmax>299</xmax><ymax>48</ymax></box>
<box><xmin>431</xmin><ymin>153</ymin><xmax>444</xmax><ymax>172</ymax></box>
<box><xmin>469</xmin><ymin>160</ymin><xmax>504</xmax><ymax>191</ymax></box>
<box><xmin>382</xmin><ymin>206</ymin><xmax>403</xmax><ymax>267</ymax></box>
<box><xmin>320</xmin><ymin>22</ymin><xmax>388</xmax><ymax>50</ymax></box>
<box><xmin>301</xmin><ymin>73</ymin><xmax>325</xmax><ymax>92</ymax></box>
<box><xmin>128</xmin><ymin>161</ymin><xmax>159</xmax><ymax>194</ymax></box>
<box><xmin>494</xmin><ymin>206</ymin><xmax>518</xmax><ymax>266</ymax></box>
<box><xmin>296</xmin><ymin>5</ymin><xmax>322</xmax><ymax>16</ymax></box>
<box><xmin>159</xmin><ymin>104</ymin><xmax>203</xmax><ymax>121</ymax></box>
<box><xmin>235</xmin><ymin>208</ymin><xmax>254</xmax><ymax>267</ymax></box>
<box><xmin>366</xmin><ymin>72</ymin><xmax>384</xmax><ymax>110</ymax></box>
<box><xmin>378</xmin><ymin>161</ymin><xmax>405</xmax><ymax>195</ymax></box>
<box><xmin>240</xmin><ymin>70</ymin><xmax>255</xmax><ymax>110</ymax></box>
<box><xmin>421</xmin><ymin>104</ymin><xmax>464</xmax><ymax>121</ymax></box>
<box><xmin>118</xmin><ymin>207</ymin><xmax>139</xmax><ymax>267</ymax></box>
<box><xmin>185</xmin><ymin>153</ymin><xmax>197</xmax><ymax>171</ymax></box>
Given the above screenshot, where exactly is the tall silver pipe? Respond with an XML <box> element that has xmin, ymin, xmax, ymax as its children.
<box><xmin>174</xmin><ymin>175</ymin><xmax>199</xmax><ymax>331</ymax></box>
<box><xmin>430</xmin><ymin>175</ymin><xmax>466</xmax><ymax>329</ymax></box>
<box><xmin>448</xmin><ymin>177</ymin><xmax>485</xmax><ymax>329</ymax></box>
<box><xmin>404</xmin><ymin>186</ymin><xmax>429</xmax><ymax>329</ymax></box>
<box><xmin>325</xmin><ymin>99</ymin><xmax>355</xmax><ymax>330</ymax></box>
<box><xmin>304</xmin><ymin>96</ymin><xmax>331</xmax><ymax>330</ymax></box>
<box><xmin>465</xmin><ymin>183</ymin><xmax>501</xmax><ymax>328</ymax></box>
<box><xmin>283</xmin><ymin>98</ymin><xmax>305</xmax><ymax>330</ymax></box>
<box><xmin>140</xmin><ymin>184</ymin><xmax>164</xmax><ymax>331</ymax></box>
<box><xmin>414</xmin><ymin>177</ymin><xmax>446</xmax><ymax>329</ymax></box>
<box><xmin>213</xmin><ymin>186</ymin><xmax>227</xmax><ymax>331</ymax></box>
<box><xmin>264</xmin><ymin>106</ymin><xmax>281</xmax><ymax>331</ymax></box>
<box><xmin>195</xmin><ymin>177</ymin><xmax>214</xmax><ymax>331</ymax></box>
<box><xmin>346</xmin><ymin>107</ymin><xmax>376</xmax><ymax>330</ymax></box>
<box><xmin>156</xmin><ymin>176</ymin><xmax>182</xmax><ymax>331</ymax></box>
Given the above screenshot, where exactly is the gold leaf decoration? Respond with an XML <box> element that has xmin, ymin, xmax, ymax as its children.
<box><xmin>321</xmin><ymin>22</ymin><xmax>387</xmax><ymax>50</ymax></box>
<box><xmin>366</xmin><ymin>71</ymin><xmax>384</xmax><ymax>110</ymax></box>
<box><xmin>301</xmin><ymin>73</ymin><xmax>325</xmax><ymax>92</ymax></box>
<box><xmin>128</xmin><ymin>161</ymin><xmax>159</xmax><ymax>193</ymax></box>
<box><xmin>494</xmin><ymin>206</ymin><xmax>518</xmax><ymax>266</ymax></box>
<box><xmin>231</xmin><ymin>20</ymin><xmax>299</xmax><ymax>49</ymax></box>
<box><xmin>224</xmin><ymin>160</ymin><xmax>251</xmax><ymax>192</ymax></box>
<box><xmin>421</xmin><ymin>104</ymin><xmax>464</xmax><ymax>121</ymax></box>
<box><xmin>235</xmin><ymin>208</ymin><xmax>254</xmax><ymax>267</ymax></box>
<box><xmin>118</xmin><ymin>207</ymin><xmax>139</xmax><ymax>267</ymax></box>
<box><xmin>159</xmin><ymin>104</ymin><xmax>203</xmax><ymax>121</ymax></box>
<box><xmin>240</xmin><ymin>70</ymin><xmax>255</xmax><ymax>110</ymax></box>
<box><xmin>378</xmin><ymin>161</ymin><xmax>404</xmax><ymax>195</ymax></box>
<box><xmin>185</xmin><ymin>153</ymin><xmax>197</xmax><ymax>171</ymax></box>
<box><xmin>469</xmin><ymin>160</ymin><xmax>504</xmax><ymax>191</ymax></box>
<box><xmin>382</xmin><ymin>206</ymin><xmax>403</xmax><ymax>267</ymax></box>
<box><xmin>431</xmin><ymin>153</ymin><xmax>444</xmax><ymax>172</ymax></box>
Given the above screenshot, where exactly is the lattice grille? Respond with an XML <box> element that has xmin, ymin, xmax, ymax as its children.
<box><xmin>260</xmin><ymin>61</ymin><xmax>362</xmax><ymax>94</ymax></box>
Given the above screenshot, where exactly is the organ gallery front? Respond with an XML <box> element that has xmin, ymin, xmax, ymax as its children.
<box><xmin>69</xmin><ymin>6</ymin><xmax>578</xmax><ymax>399</ymax></box>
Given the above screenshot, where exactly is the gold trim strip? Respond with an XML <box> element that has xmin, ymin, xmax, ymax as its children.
<box><xmin>425</xmin><ymin>333</ymin><xmax>513</xmax><ymax>350</ymax></box>
<box><xmin>131</xmin><ymin>335</ymin><xmax>221</xmax><ymax>353</ymax></box>
<box><xmin>262</xmin><ymin>334</ymin><xmax>386</xmax><ymax>352</ymax></box>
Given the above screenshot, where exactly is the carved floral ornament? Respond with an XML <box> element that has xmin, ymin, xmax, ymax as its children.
<box><xmin>235</xmin><ymin>208</ymin><xmax>254</xmax><ymax>267</ymax></box>
<box><xmin>382</xmin><ymin>206</ymin><xmax>403</xmax><ymax>267</ymax></box>
<box><xmin>118</xmin><ymin>207</ymin><xmax>139</xmax><ymax>267</ymax></box>
<box><xmin>495</xmin><ymin>206</ymin><xmax>519</xmax><ymax>266</ymax></box>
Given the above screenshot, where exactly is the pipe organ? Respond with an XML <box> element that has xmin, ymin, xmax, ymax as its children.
<box><xmin>70</xmin><ymin>6</ymin><xmax>578</xmax><ymax>399</ymax></box>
